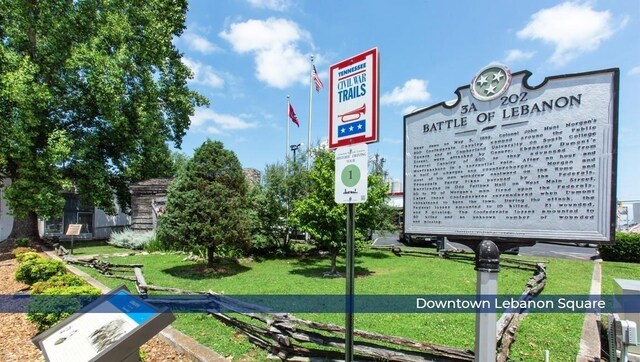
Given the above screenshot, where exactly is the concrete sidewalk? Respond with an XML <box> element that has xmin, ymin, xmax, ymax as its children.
<box><xmin>576</xmin><ymin>261</ymin><xmax>602</xmax><ymax>362</ymax></box>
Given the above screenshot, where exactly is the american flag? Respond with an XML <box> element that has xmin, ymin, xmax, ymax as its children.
<box><xmin>312</xmin><ymin>65</ymin><xmax>323</xmax><ymax>92</ymax></box>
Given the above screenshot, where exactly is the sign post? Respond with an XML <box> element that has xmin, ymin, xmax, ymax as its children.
<box><xmin>329</xmin><ymin>48</ymin><xmax>379</xmax><ymax>361</ymax></box>
<box><xmin>403</xmin><ymin>65</ymin><xmax>619</xmax><ymax>360</ymax></box>
<box><xmin>66</xmin><ymin>224</ymin><xmax>82</xmax><ymax>255</ymax></box>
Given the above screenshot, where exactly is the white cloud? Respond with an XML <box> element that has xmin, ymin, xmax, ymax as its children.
<box><xmin>381</xmin><ymin>79</ymin><xmax>431</xmax><ymax>106</ymax></box>
<box><xmin>402</xmin><ymin>105</ymin><xmax>419</xmax><ymax>115</ymax></box>
<box><xmin>182</xmin><ymin>57</ymin><xmax>225</xmax><ymax>89</ymax></box>
<box><xmin>219</xmin><ymin>18</ymin><xmax>312</xmax><ymax>89</ymax></box>
<box><xmin>503</xmin><ymin>49</ymin><xmax>535</xmax><ymax>63</ymax></box>
<box><xmin>517</xmin><ymin>2</ymin><xmax>624</xmax><ymax>65</ymax></box>
<box><xmin>191</xmin><ymin>108</ymin><xmax>257</xmax><ymax>134</ymax></box>
<box><xmin>630</xmin><ymin>66</ymin><xmax>640</xmax><ymax>76</ymax></box>
<box><xmin>246</xmin><ymin>0</ymin><xmax>291</xmax><ymax>11</ymax></box>
<box><xmin>182</xmin><ymin>31</ymin><xmax>218</xmax><ymax>54</ymax></box>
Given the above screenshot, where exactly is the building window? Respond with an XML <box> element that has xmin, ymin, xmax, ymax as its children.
<box><xmin>44</xmin><ymin>194</ymin><xmax>94</xmax><ymax>235</ymax></box>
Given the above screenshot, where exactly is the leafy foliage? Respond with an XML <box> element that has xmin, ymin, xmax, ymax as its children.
<box><xmin>0</xmin><ymin>0</ymin><xmax>207</xmax><ymax>227</ymax></box>
<box><xmin>12</xmin><ymin>247</ymin><xmax>36</xmax><ymax>258</ymax></box>
<box><xmin>15</xmin><ymin>251</ymin><xmax>42</xmax><ymax>264</ymax></box>
<box><xmin>27</xmin><ymin>285</ymin><xmax>102</xmax><ymax>331</ymax></box>
<box><xmin>598</xmin><ymin>232</ymin><xmax>640</xmax><ymax>263</ymax></box>
<box><xmin>15</xmin><ymin>257</ymin><xmax>67</xmax><ymax>285</ymax></box>
<box><xmin>15</xmin><ymin>237</ymin><xmax>30</xmax><ymax>247</ymax></box>
<box><xmin>31</xmin><ymin>274</ymin><xmax>88</xmax><ymax>295</ymax></box>
<box><xmin>290</xmin><ymin>147</ymin><xmax>395</xmax><ymax>274</ymax></box>
<box><xmin>157</xmin><ymin>140</ymin><xmax>251</xmax><ymax>267</ymax></box>
<box><xmin>249</xmin><ymin>159</ymin><xmax>308</xmax><ymax>254</ymax></box>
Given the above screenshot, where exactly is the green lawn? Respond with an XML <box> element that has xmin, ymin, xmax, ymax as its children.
<box><xmin>75</xmin><ymin>249</ymin><xmax>596</xmax><ymax>361</ymax></box>
<box><xmin>601</xmin><ymin>260</ymin><xmax>640</xmax><ymax>295</ymax></box>
<box><xmin>59</xmin><ymin>239</ymin><xmax>135</xmax><ymax>256</ymax></box>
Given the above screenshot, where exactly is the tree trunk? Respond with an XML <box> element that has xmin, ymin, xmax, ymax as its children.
<box><xmin>329</xmin><ymin>251</ymin><xmax>337</xmax><ymax>275</ymax></box>
<box><xmin>207</xmin><ymin>244</ymin><xmax>215</xmax><ymax>268</ymax></box>
<box><xmin>8</xmin><ymin>211</ymin><xmax>40</xmax><ymax>241</ymax></box>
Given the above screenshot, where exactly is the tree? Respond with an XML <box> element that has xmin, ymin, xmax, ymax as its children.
<box><xmin>250</xmin><ymin>158</ymin><xmax>308</xmax><ymax>253</ymax></box>
<box><xmin>0</xmin><ymin>0</ymin><xmax>207</xmax><ymax>239</ymax></box>
<box><xmin>157</xmin><ymin>140</ymin><xmax>250</xmax><ymax>268</ymax></box>
<box><xmin>290</xmin><ymin>147</ymin><xmax>395</xmax><ymax>275</ymax></box>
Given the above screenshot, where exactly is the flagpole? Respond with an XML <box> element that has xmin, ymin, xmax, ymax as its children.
<box><xmin>287</xmin><ymin>95</ymin><xmax>290</xmax><ymax>174</ymax></box>
<box><xmin>307</xmin><ymin>55</ymin><xmax>314</xmax><ymax>171</ymax></box>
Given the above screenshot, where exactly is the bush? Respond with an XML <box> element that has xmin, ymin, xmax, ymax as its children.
<box><xmin>15</xmin><ymin>237</ymin><xmax>30</xmax><ymax>247</ymax></box>
<box><xmin>12</xmin><ymin>247</ymin><xmax>37</xmax><ymax>258</ymax></box>
<box><xmin>598</xmin><ymin>232</ymin><xmax>640</xmax><ymax>263</ymax></box>
<box><xmin>27</xmin><ymin>285</ymin><xmax>102</xmax><ymax>331</ymax></box>
<box><xmin>109</xmin><ymin>229</ymin><xmax>155</xmax><ymax>250</ymax></box>
<box><xmin>15</xmin><ymin>257</ymin><xmax>67</xmax><ymax>285</ymax></box>
<box><xmin>31</xmin><ymin>274</ymin><xmax>88</xmax><ymax>294</ymax></box>
<box><xmin>16</xmin><ymin>251</ymin><xmax>43</xmax><ymax>264</ymax></box>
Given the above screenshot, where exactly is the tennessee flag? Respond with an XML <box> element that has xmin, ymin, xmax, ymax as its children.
<box><xmin>289</xmin><ymin>103</ymin><xmax>299</xmax><ymax>127</ymax></box>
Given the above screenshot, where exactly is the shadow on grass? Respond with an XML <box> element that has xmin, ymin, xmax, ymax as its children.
<box><xmin>162</xmin><ymin>260</ymin><xmax>251</xmax><ymax>280</ymax></box>
<box><xmin>289</xmin><ymin>265</ymin><xmax>374</xmax><ymax>279</ymax></box>
<box><xmin>360</xmin><ymin>251</ymin><xmax>393</xmax><ymax>259</ymax></box>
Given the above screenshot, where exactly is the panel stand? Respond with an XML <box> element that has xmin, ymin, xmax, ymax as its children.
<box><xmin>474</xmin><ymin>239</ymin><xmax>500</xmax><ymax>362</ymax></box>
<box><xmin>345</xmin><ymin>203</ymin><xmax>355</xmax><ymax>362</ymax></box>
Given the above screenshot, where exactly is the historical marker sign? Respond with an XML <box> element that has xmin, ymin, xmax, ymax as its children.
<box><xmin>329</xmin><ymin>48</ymin><xmax>379</xmax><ymax>149</ymax></box>
<box><xmin>335</xmin><ymin>143</ymin><xmax>368</xmax><ymax>204</ymax></box>
<box><xmin>404</xmin><ymin>67</ymin><xmax>619</xmax><ymax>243</ymax></box>
<box><xmin>66</xmin><ymin>224</ymin><xmax>82</xmax><ymax>236</ymax></box>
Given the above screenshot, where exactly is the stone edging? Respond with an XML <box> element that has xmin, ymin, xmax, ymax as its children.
<box><xmin>42</xmin><ymin>248</ymin><xmax>230</xmax><ymax>362</ymax></box>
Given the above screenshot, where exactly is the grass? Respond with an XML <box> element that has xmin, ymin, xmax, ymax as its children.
<box><xmin>601</xmin><ymin>260</ymin><xmax>640</xmax><ymax>295</ymax></box>
<box><xmin>74</xmin><ymin>248</ymin><xmax>596</xmax><ymax>361</ymax></box>
<box><xmin>506</xmin><ymin>258</ymin><xmax>595</xmax><ymax>361</ymax></box>
<box><xmin>58</xmin><ymin>239</ymin><xmax>135</xmax><ymax>256</ymax></box>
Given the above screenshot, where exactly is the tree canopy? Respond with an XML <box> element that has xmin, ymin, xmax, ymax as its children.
<box><xmin>157</xmin><ymin>140</ymin><xmax>251</xmax><ymax>267</ymax></box>
<box><xmin>250</xmin><ymin>158</ymin><xmax>308</xmax><ymax>253</ymax></box>
<box><xmin>0</xmin><ymin>0</ymin><xmax>206</xmax><ymax>236</ymax></box>
<box><xmin>290</xmin><ymin>147</ymin><xmax>395</xmax><ymax>275</ymax></box>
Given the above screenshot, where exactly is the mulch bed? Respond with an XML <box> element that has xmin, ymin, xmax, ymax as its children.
<box><xmin>0</xmin><ymin>240</ymin><xmax>191</xmax><ymax>362</ymax></box>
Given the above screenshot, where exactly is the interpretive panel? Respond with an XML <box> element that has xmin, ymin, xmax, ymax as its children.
<box><xmin>404</xmin><ymin>67</ymin><xmax>618</xmax><ymax>243</ymax></box>
<box><xmin>33</xmin><ymin>286</ymin><xmax>175</xmax><ymax>362</ymax></box>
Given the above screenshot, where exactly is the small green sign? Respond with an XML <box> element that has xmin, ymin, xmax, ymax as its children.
<box><xmin>341</xmin><ymin>165</ymin><xmax>361</xmax><ymax>187</ymax></box>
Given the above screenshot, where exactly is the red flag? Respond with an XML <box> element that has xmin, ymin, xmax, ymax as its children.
<box><xmin>289</xmin><ymin>103</ymin><xmax>299</xmax><ymax>127</ymax></box>
<box><xmin>312</xmin><ymin>65</ymin><xmax>323</xmax><ymax>92</ymax></box>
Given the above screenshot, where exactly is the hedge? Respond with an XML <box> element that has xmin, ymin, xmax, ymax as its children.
<box><xmin>31</xmin><ymin>274</ymin><xmax>88</xmax><ymax>294</ymax></box>
<box><xmin>598</xmin><ymin>232</ymin><xmax>640</xmax><ymax>263</ymax></box>
<box><xmin>15</xmin><ymin>257</ymin><xmax>67</xmax><ymax>285</ymax></box>
<box><xmin>27</xmin><ymin>285</ymin><xmax>102</xmax><ymax>331</ymax></box>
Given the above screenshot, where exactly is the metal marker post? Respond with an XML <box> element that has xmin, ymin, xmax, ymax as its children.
<box><xmin>345</xmin><ymin>203</ymin><xmax>355</xmax><ymax>362</ymax></box>
<box><xmin>474</xmin><ymin>239</ymin><xmax>500</xmax><ymax>362</ymax></box>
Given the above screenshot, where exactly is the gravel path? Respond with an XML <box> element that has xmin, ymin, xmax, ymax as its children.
<box><xmin>0</xmin><ymin>241</ymin><xmax>191</xmax><ymax>362</ymax></box>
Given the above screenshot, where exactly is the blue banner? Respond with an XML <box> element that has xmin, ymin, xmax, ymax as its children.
<box><xmin>338</xmin><ymin>120</ymin><xmax>366</xmax><ymax>138</ymax></box>
<box><xmin>4</xmin><ymin>294</ymin><xmax>640</xmax><ymax>314</ymax></box>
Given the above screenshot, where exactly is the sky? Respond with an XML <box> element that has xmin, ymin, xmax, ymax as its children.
<box><xmin>173</xmin><ymin>0</ymin><xmax>640</xmax><ymax>201</ymax></box>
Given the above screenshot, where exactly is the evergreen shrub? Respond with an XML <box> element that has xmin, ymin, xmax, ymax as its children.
<box><xmin>598</xmin><ymin>232</ymin><xmax>640</xmax><ymax>263</ymax></box>
<box><xmin>15</xmin><ymin>257</ymin><xmax>67</xmax><ymax>285</ymax></box>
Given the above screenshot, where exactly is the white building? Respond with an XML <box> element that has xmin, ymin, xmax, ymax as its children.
<box><xmin>1</xmin><ymin>178</ymin><xmax>130</xmax><ymax>241</ymax></box>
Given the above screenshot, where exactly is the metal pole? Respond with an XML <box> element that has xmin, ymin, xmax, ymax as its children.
<box><xmin>474</xmin><ymin>239</ymin><xmax>500</xmax><ymax>362</ymax></box>
<box><xmin>286</xmin><ymin>95</ymin><xmax>290</xmax><ymax>174</ymax></box>
<box><xmin>307</xmin><ymin>55</ymin><xmax>314</xmax><ymax>171</ymax></box>
<box><xmin>345</xmin><ymin>203</ymin><xmax>355</xmax><ymax>361</ymax></box>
